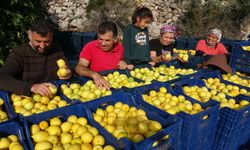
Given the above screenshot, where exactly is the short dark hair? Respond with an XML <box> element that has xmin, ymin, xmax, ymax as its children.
<box><xmin>132</xmin><ymin>6</ymin><xmax>153</xmax><ymax>24</ymax></box>
<box><xmin>29</xmin><ymin>19</ymin><xmax>53</xmax><ymax>36</ymax></box>
<box><xmin>98</xmin><ymin>21</ymin><xmax>118</xmax><ymax>37</ymax></box>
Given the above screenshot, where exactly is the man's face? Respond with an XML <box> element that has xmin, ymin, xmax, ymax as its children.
<box><xmin>98</xmin><ymin>31</ymin><xmax>117</xmax><ymax>51</ymax></box>
<box><xmin>28</xmin><ymin>31</ymin><xmax>53</xmax><ymax>53</ymax></box>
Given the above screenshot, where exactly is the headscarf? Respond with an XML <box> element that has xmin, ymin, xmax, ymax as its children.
<box><xmin>207</xmin><ymin>28</ymin><xmax>222</xmax><ymax>43</ymax></box>
<box><xmin>160</xmin><ymin>24</ymin><xmax>177</xmax><ymax>38</ymax></box>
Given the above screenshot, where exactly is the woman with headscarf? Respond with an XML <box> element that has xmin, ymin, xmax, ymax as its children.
<box><xmin>195</xmin><ymin>28</ymin><xmax>232</xmax><ymax>73</ymax></box>
<box><xmin>149</xmin><ymin>24</ymin><xmax>178</xmax><ymax>65</ymax></box>
<box><xmin>196</xmin><ymin>28</ymin><xmax>228</xmax><ymax>60</ymax></box>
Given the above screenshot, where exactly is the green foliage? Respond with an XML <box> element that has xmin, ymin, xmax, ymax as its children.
<box><xmin>0</xmin><ymin>0</ymin><xmax>43</xmax><ymax>66</ymax></box>
<box><xmin>178</xmin><ymin>0</ymin><xmax>250</xmax><ymax>39</ymax></box>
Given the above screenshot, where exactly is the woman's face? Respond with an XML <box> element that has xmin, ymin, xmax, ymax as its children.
<box><xmin>206</xmin><ymin>33</ymin><xmax>218</xmax><ymax>46</ymax></box>
<box><xmin>160</xmin><ymin>32</ymin><xmax>175</xmax><ymax>46</ymax></box>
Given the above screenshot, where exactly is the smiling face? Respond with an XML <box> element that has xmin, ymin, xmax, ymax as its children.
<box><xmin>98</xmin><ymin>31</ymin><xmax>117</xmax><ymax>51</ymax></box>
<box><xmin>28</xmin><ymin>31</ymin><xmax>52</xmax><ymax>53</ymax></box>
<box><xmin>160</xmin><ymin>32</ymin><xmax>175</xmax><ymax>46</ymax></box>
<box><xmin>206</xmin><ymin>33</ymin><xmax>218</xmax><ymax>47</ymax></box>
<box><xmin>135</xmin><ymin>17</ymin><xmax>152</xmax><ymax>30</ymax></box>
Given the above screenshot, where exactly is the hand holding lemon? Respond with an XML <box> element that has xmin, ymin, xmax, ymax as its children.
<box><xmin>56</xmin><ymin>59</ymin><xmax>71</xmax><ymax>79</ymax></box>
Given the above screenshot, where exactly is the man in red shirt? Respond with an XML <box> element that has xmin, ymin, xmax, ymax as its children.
<box><xmin>75</xmin><ymin>21</ymin><xmax>127</xmax><ymax>90</ymax></box>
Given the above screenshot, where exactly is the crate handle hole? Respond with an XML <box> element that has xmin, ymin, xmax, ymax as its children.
<box><xmin>152</xmin><ymin>134</ymin><xmax>170</xmax><ymax>148</ymax></box>
<box><xmin>202</xmin><ymin>115</ymin><xmax>209</xmax><ymax>120</ymax></box>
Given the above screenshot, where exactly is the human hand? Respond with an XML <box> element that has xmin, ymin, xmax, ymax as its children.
<box><xmin>148</xmin><ymin>61</ymin><xmax>156</xmax><ymax>66</ymax></box>
<box><xmin>58</xmin><ymin>66</ymin><xmax>72</xmax><ymax>80</ymax></box>
<box><xmin>118</xmin><ymin>60</ymin><xmax>128</xmax><ymax>70</ymax></box>
<box><xmin>161</xmin><ymin>54</ymin><xmax>172</xmax><ymax>62</ymax></box>
<box><xmin>127</xmin><ymin>64</ymin><xmax>134</xmax><ymax>70</ymax></box>
<box><xmin>31</xmin><ymin>83</ymin><xmax>56</xmax><ymax>96</ymax></box>
<box><xmin>92</xmin><ymin>73</ymin><xmax>111</xmax><ymax>90</ymax></box>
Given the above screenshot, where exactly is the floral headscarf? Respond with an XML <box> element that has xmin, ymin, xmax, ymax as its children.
<box><xmin>160</xmin><ymin>24</ymin><xmax>177</xmax><ymax>38</ymax></box>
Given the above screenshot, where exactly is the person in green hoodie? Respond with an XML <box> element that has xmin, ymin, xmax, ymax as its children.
<box><xmin>122</xmin><ymin>6</ymin><xmax>153</xmax><ymax>69</ymax></box>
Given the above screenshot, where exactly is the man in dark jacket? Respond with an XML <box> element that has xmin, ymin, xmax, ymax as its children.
<box><xmin>0</xmin><ymin>19</ymin><xmax>72</xmax><ymax>96</ymax></box>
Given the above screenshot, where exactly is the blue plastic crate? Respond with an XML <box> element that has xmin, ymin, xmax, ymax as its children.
<box><xmin>187</xmin><ymin>38</ymin><xmax>199</xmax><ymax>50</ymax></box>
<box><xmin>158</xmin><ymin>61</ymin><xmax>206</xmax><ymax>80</ymax></box>
<box><xmin>221</xmin><ymin>38</ymin><xmax>238</xmax><ymax>53</ymax></box>
<box><xmin>192</xmin><ymin>71</ymin><xmax>223</xmax><ymax>81</ymax></box>
<box><xmin>188</xmin><ymin>55</ymin><xmax>205</xmax><ymax>68</ymax></box>
<box><xmin>153</xmin><ymin>62</ymin><xmax>200</xmax><ymax>84</ymax></box>
<box><xmin>173</xmin><ymin>78</ymin><xmax>208</xmax><ymax>96</ymax></box>
<box><xmin>132</xmin><ymin>82</ymin><xmax>220</xmax><ymax>150</ymax></box>
<box><xmin>0</xmin><ymin>91</ymin><xmax>16</xmax><ymax>123</ymax></box>
<box><xmin>126</xmin><ymin>65</ymin><xmax>159</xmax><ymax>84</ymax></box>
<box><xmin>84</xmin><ymin>92</ymin><xmax>182</xmax><ymax>150</ymax></box>
<box><xmin>194</xmin><ymin>71</ymin><xmax>250</xmax><ymax>96</ymax></box>
<box><xmin>230</xmin><ymin>41</ymin><xmax>250</xmax><ymax>73</ymax></box>
<box><xmin>97</xmin><ymin>68</ymin><xmax>148</xmax><ymax>92</ymax></box>
<box><xmin>21</xmin><ymin>104</ymin><xmax>123</xmax><ymax>150</ymax></box>
<box><xmin>175</xmin><ymin>37</ymin><xmax>187</xmax><ymax>50</ymax></box>
<box><xmin>81</xmin><ymin>31</ymin><xmax>97</xmax><ymax>49</ymax></box>
<box><xmin>0</xmin><ymin>121</ymin><xmax>29</xmax><ymax>149</ymax></box>
<box><xmin>6</xmin><ymin>90</ymin><xmax>72</xmax><ymax>119</ymax></box>
<box><xmin>212</xmin><ymin>95</ymin><xmax>250</xmax><ymax>150</ymax></box>
<box><xmin>53</xmin><ymin>77</ymin><xmax>121</xmax><ymax>105</ymax></box>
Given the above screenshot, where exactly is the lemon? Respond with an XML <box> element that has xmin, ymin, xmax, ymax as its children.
<box><xmin>9</xmin><ymin>143</ymin><xmax>24</xmax><ymax>150</ymax></box>
<box><xmin>47</xmin><ymin>135</ymin><xmax>59</xmax><ymax>145</ymax></box>
<box><xmin>88</xmin><ymin>127</ymin><xmax>99</xmax><ymax>136</ymax></box>
<box><xmin>106</xmin><ymin>105</ymin><xmax>114</xmax><ymax>113</ymax></box>
<box><xmin>60</xmin><ymin>122</ymin><xmax>72</xmax><ymax>133</ymax></box>
<box><xmin>67</xmin><ymin>144</ymin><xmax>81</xmax><ymax>150</ymax></box>
<box><xmin>34</xmin><ymin>141</ymin><xmax>52</xmax><ymax>150</ymax></box>
<box><xmin>52</xmin><ymin>145</ymin><xmax>64</xmax><ymax>150</ymax></box>
<box><xmin>57</xmin><ymin>59</ymin><xmax>66</xmax><ymax>68</ymax></box>
<box><xmin>136</xmin><ymin>109</ymin><xmax>146</xmax><ymax>116</ymax></box>
<box><xmin>32</xmin><ymin>131</ymin><xmax>49</xmax><ymax>143</ymax></box>
<box><xmin>67</xmin><ymin>115</ymin><xmax>78</xmax><ymax>123</ymax></box>
<box><xmin>49</xmin><ymin>86</ymin><xmax>57</xmax><ymax>94</ymax></box>
<box><xmin>77</xmin><ymin>117</ymin><xmax>88</xmax><ymax>126</ymax></box>
<box><xmin>103</xmin><ymin>145</ymin><xmax>116</xmax><ymax>150</ymax></box>
<box><xmin>81</xmin><ymin>143</ymin><xmax>92</xmax><ymax>150</ymax></box>
<box><xmin>92</xmin><ymin>135</ymin><xmax>105</xmax><ymax>146</ymax></box>
<box><xmin>76</xmin><ymin>126</ymin><xmax>87</xmax><ymax>136</ymax></box>
<box><xmin>7</xmin><ymin>135</ymin><xmax>18</xmax><ymax>142</ymax></box>
<box><xmin>81</xmin><ymin>131</ymin><xmax>93</xmax><ymax>143</ymax></box>
<box><xmin>39</xmin><ymin>121</ymin><xmax>48</xmax><ymax>130</ymax></box>
<box><xmin>30</xmin><ymin>124</ymin><xmax>40</xmax><ymax>135</ymax></box>
<box><xmin>114</xmin><ymin>102</ymin><xmax>123</xmax><ymax>108</ymax></box>
<box><xmin>0</xmin><ymin>138</ymin><xmax>10</xmax><ymax>149</ymax></box>
<box><xmin>132</xmin><ymin>134</ymin><xmax>144</xmax><ymax>143</ymax></box>
<box><xmin>46</xmin><ymin>125</ymin><xmax>61</xmax><ymax>136</ymax></box>
<box><xmin>61</xmin><ymin>133</ymin><xmax>72</xmax><ymax>144</ymax></box>
<box><xmin>57</xmin><ymin>68</ymin><xmax>67</xmax><ymax>77</ymax></box>
<box><xmin>149</xmin><ymin>121</ymin><xmax>162</xmax><ymax>132</ymax></box>
<box><xmin>240</xmin><ymin>100</ymin><xmax>249</xmax><ymax>106</ymax></box>
<box><xmin>93</xmin><ymin>145</ymin><xmax>103</xmax><ymax>150</ymax></box>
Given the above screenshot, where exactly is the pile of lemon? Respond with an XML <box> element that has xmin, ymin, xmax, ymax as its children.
<box><xmin>93</xmin><ymin>102</ymin><xmax>163</xmax><ymax>143</ymax></box>
<box><xmin>30</xmin><ymin>115</ymin><xmax>115</xmax><ymax>150</ymax></box>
